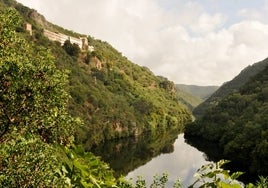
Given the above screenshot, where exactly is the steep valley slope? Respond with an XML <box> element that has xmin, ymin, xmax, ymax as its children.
<box><xmin>7</xmin><ymin>0</ymin><xmax>192</xmax><ymax>148</ymax></box>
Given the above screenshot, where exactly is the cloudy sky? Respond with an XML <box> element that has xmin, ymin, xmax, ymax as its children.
<box><xmin>17</xmin><ymin>0</ymin><xmax>268</xmax><ymax>86</ymax></box>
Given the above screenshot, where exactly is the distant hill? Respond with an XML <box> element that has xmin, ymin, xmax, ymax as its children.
<box><xmin>7</xmin><ymin>0</ymin><xmax>191</xmax><ymax>148</ymax></box>
<box><xmin>175</xmin><ymin>84</ymin><xmax>218</xmax><ymax>111</ymax></box>
<box><xmin>174</xmin><ymin>86</ymin><xmax>202</xmax><ymax>111</ymax></box>
<box><xmin>176</xmin><ymin>84</ymin><xmax>218</xmax><ymax>100</ymax></box>
<box><xmin>193</xmin><ymin>58</ymin><xmax>268</xmax><ymax>118</ymax></box>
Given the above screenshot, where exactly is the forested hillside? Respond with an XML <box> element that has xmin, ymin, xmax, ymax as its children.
<box><xmin>1</xmin><ymin>1</ymin><xmax>267</xmax><ymax>187</ymax></box>
<box><xmin>185</xmin><ymin>64</ymin><xmax>268</xmax><ymax>176</ymax></box>
<box><xmin>175</xmin><ymin>84</ymin><xmax>219</xmax><ymax>111</ymax></box>
<box><xmin>174</xmin><ymin>86</ymin><xmax>202</xmax><ymax>111</ymax></box>
<box><xmin>0</xmin><ymin>2</ymin><xmax>190</xmax><ymax>186</ymax></box>
<box><xmin>176</xmin><ymin>84</ymin><xmax>218</xmax><ymax>100</ymax></box>
<box><xmin>3</xmin><ymin>0</ymin><xmax>192</xmax><ymax>148</ymax></box>
<box><xmin>193</xmin><ymin>58</ymin><xmax>268</xmax><ymax>118</ymax></box>
<box><xmin>0</xmin><ymin>6</ymin><xmax>91</xmax><ymax>187</ymax></box>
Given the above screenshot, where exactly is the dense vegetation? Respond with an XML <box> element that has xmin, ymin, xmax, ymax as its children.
<box><xmin>0</xmin><ymin>6</ymin><xmax>134</xmax><ymax>187</ymax></box>
<box><xmin>193</xmin><ymin>58</ymin><xmax>268</xmax><ymax>118</ymax></box>
<box><xmin>0</xmin><ymin>1</ymin><xmax>191</xmax><ymax>187</ymax></box>
<box><xmin>6</xmin><ymin>0</ymin><xmax>192</xmax><ymax>148</ymax></box>
<box><xmin>1</xmin><ymin>1</ymin><xmax>267</xmax><ymax>187</ymax></box>
<box><xmin>67</xmin><ymin>39</ymin><xmax>192</xmax><ymax>147</ymax></box>
<box><xmin>185</xmin><ymin>64</ymin><xmax>268</xmax><ymax>177</ymax></box>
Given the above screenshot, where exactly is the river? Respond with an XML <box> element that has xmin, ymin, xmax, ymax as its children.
<box><xmin>90</xmin><ymin>130</ymin><xmax>214</xmax><ymax>187</ymax></box>
<box><xmin>125</xmin><ymin>134</ymin><xmax>210</xmax><ymax>187</ymax></box>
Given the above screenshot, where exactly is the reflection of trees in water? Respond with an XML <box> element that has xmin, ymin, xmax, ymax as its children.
<box><xmin>184</xmin><ymin>135</ymin><xmax>223</xmax><ymax>162</ymax></box>
<box><xmin>184</xmin><ymin>135</ymin><xmax>259</xmax><ymax>184</ymax></box>
<box><xmin>89</xmin><ymin>128</ymin><xmax>182</xmax><ymax>177</ymax></box>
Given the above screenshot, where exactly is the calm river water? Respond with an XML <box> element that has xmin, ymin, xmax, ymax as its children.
<box><xmin>91</xmin><ymin>132</ymin><xmax>213</xmax><ymax>187</ymax></box>
<box><xmin>125</xmin><ymin>134</ymin><xmax>210</xmax><ymax>187</ymax></box>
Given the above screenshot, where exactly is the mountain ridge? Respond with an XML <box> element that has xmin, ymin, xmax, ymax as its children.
<box><xmin>176</xmin><ymin>84</ymin><xmax>218</xmax><ymax>99</ymax></box>
<box><xmin>185</xmin><ymin>63</ymin><xmax>268</xmax><ymax>176</ymax></box>
<box><xmin>7</xmin><ymin>0</ymin><xmax>192</xmax><ymax>147</ymax></box>
<box><xmin>193</xmin><ymin>57</ymin><xmax>268</xmax><ymax>118</ymax></box>
<box><xmin>1</xmin><ymin>1</ymin><xmax>267</xmax><ymax>186</ymax></box>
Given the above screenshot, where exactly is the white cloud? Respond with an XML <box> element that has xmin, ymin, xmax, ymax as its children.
<box><xmin>144</xmin><ymin>19</ymin><xmax>268</xmax><ymax>85</ymax></box>
<box><xmin>190</xmin><ymin>13</ymin><xmax>227</xmax><ymax>34</ymax></box>
<box><xmin>16</xmin><ymin>0</ymin><xmax>268</xmax><ymax>86</ymax></box>
<box><xmin>237</xmin><ymin>9</ymin><xmax>262</xmax><ymax>20</ymax></box>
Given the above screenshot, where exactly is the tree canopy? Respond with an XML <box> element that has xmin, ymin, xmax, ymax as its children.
<box><xmin>185</xmin><ymin>65</ymin><xmax>268</xmax><ymax>176</ymax></box>
<box><xmin>0</xmin><ymin>3</ymin><xmax>267</xmax><ymax>187</ymax></box>
<box><xmin>0</xmin><ymin>8</ymin><xmax>78</xmax><ymax>187</ymax></box>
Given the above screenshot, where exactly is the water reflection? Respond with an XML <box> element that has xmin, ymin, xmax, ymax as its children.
<box><xmin>90</xmin><ymin>128</ymin><xmax>212</xmax><ymax>187</ymax></box>
<box><xmin>90</xmin><ymin>128</ymin><xmax>180</xmax><ymax>177</ymax></box>
<box><xmin>184</xmin><ymin>135</ymin><xmax>223</xmax><ymax>162</ymax></box>
<box><xmin>184</xmin><ymin>135</ymin><xmax>259</xmax><ymax>184</ymax></box>
<box><xmin>126</xmin><ymin>134</ymin><xmax>210</xmax><ymax>187</ymax></box>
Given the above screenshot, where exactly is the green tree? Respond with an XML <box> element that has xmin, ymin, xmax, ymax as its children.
<box><xmin>0</xmin><ymin>8</ymin><xmax>78</xmax><ymax>187</ymax></box>
<box><xmin>62</xmin><ymin>39</ymin><xmax>80</xmax><ymax>58</ymax></box>
<box><xmin>0</xmin><ymin>134</ymin><xmax>69</xmax><ymax>188</ymax></box>
<box><xmin>0</xmin><ymin>8</ymin><xmax>75</xmax><ymax>144</ymax></box>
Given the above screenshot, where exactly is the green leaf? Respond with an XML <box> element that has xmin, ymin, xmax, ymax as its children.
<box><xmin>61</xmin><ymin>165</ymin><xmax>68</xmax><ymax>174</ymax></box>
<box><xmin>207</xmin><ymin>172</ymin><xmax>216</xmax><ymax>178</ymax></box>
<box><xmin>245</xmin><ymin>183</ymin><xmax>255</xmax><ymax>188</ymax></box>
<box><xmin>218</xmin><ymin>181</ymin><xmax>242</xmax><ymax>188</ymax></box>
<box><xmin>230</xmin><ymin>172</ymin><xmax>244</xmax><ymax>180</ymax></box>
